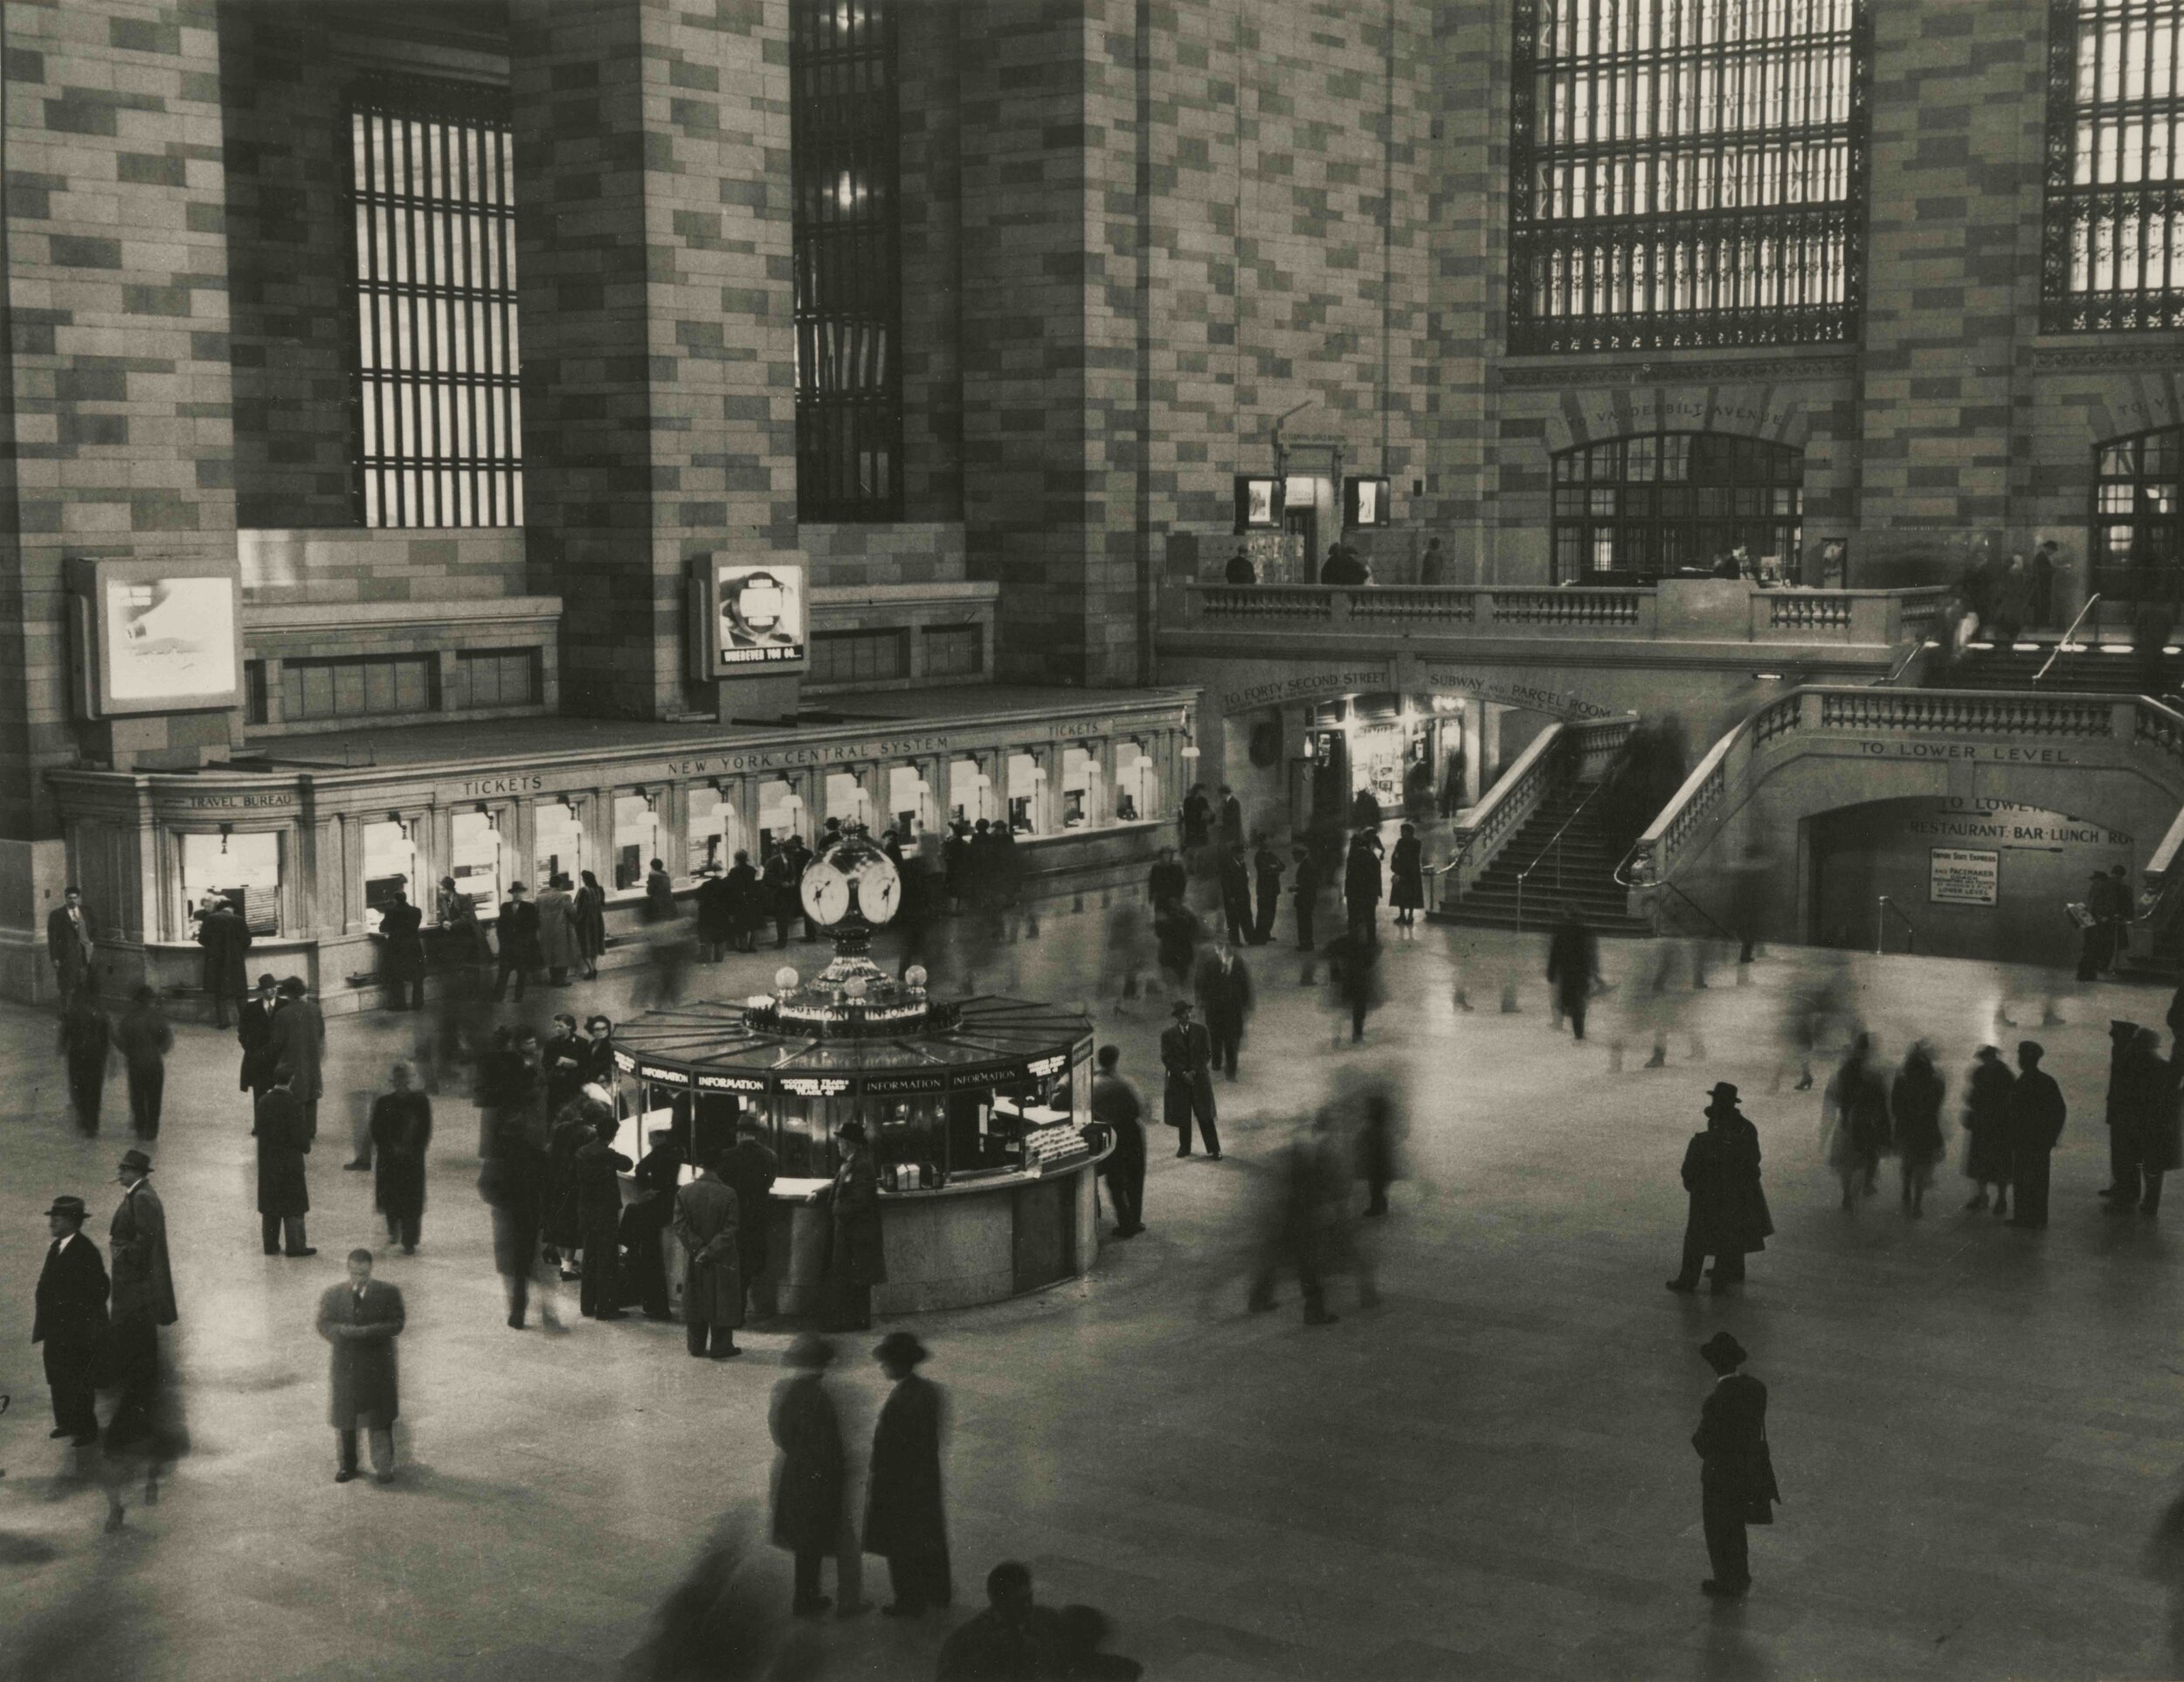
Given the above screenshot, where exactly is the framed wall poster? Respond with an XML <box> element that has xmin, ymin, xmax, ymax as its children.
<box><xmin>68</xmin><ymin>555</ymin><xmax>244</xmax><ymax>717</ymax></box>
<box><xmin>693</xmin><ymin>557</ymin><xmax>808</xmax><ymax>675</ymax></box>
<box><xmin>1929</xmin><ymin>848</ymin><xmax>1999</xmax><ymax>906</ymax></box>
<box><xmin>1234</xmin><ymin>474</ymin><xmax>1283</xmax><ymax>532</ymax></box>
<box><xmin>1344</xmin><ymin>475</ymin><xmax>1393</xmax><ymax>529</ymax></box>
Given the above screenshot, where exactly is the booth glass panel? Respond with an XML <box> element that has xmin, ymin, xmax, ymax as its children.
<box><xmin>687</xmin><ymin>787</ymin><xmax>736</xmax><ymax>881</ymax></box>
<box><xmin>614</xmin><ymin>793</ymin><xmax>660</xmax><ymax>891</ymax></box>
<box><xmin>533</xmin><ymin>800</ymin><xmax>585</xmax><ymax>889</ymax></box>
<box><xmin>361</xmin><ymin>819</ymin><xmax>416</xmax><ymax>932</ymax></box>
<box><xmin>179</xmin><ymin>830</ymin><xmax>281</xmax><ymax>938</ymax></box>
<box><xmin>450</xmin><ymin>811</ymin><xmax>501</xmax><ymax>917</ymax></box>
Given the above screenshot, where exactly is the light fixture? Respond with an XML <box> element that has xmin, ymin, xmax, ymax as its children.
<box><xmin>1752</xmin><ymin>671</ymin><xmax>1784</xmax><ymax>681</ymax></box>
<box><xmin>773</xmin><ymin>966</ymin><xmax>799</xmax><ymax>993</ymax></box>
<box><xmin>218</xmin><ymin>822</ymin><xmax>232</xmax><ymax>855</ymax></box>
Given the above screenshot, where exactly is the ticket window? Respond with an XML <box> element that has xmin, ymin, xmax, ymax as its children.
<box><xmin>871</xmin><ymin>1094</ymin><xmax>948</xmax><ymax>1184</ymax></box>
<box><xmin>179</xmin><ymin>830</ymin><xmax>281</xmax><ymax>938</ymax></box>
<box><xmin>1061</xmin><ymin>746</ymin><xmax>1100</xmax><ymax>828</ymax></box>
<box><xmin>614</xmin><ymin>793</ymin><xmax>660</xmax><ymax>892</ymax></box>
<box><xmin>687</xmin><ymin>786</ymin><xmax>738</xmax><ymax>880</ymax></box>
<box><xmin>451</xmin><ymin>811</ymin><xmax>502</xmax><ymax>917</ymax></box>
<box><xmin>534</xmin><ymin>799</ymin><xmax>586</xmax><ymax>891</ymax></box>
<box><xmin>888</xmin><ymin>766</ymin><xmax>930</xmax><ymax>839</ymax></box>
<box><xmin>775</xmin><ymin>1089</ymin><xmax>851</xmax><ymax>1178</ymax></box>
<box><xmin>825</xmin><ymin>771</ymin><xmax>871</xmax><ymax>832</ymax></box>
<box><xmin>757</xmin><ymin>780</ymin><xmax>804</xmax><ymax>857</ymax></box>
<box><xmin>948</xmin><ymin>759</ymin><xmax>993</xmax><ymax>827</ymax></box>
<box><xmin>1006</xmin><ymin>752</ymin><xmax>1043</xmax><ymax>834</ymax></box>
<box><xmin>361</xmin><ymin>820</ymin><xmax>416</xmax><ymax>933</ymax></box>
<box><xmin>1116</xmin><ymin>743</ymin><xmax>1157</xmax><ymax>824</ymax></box>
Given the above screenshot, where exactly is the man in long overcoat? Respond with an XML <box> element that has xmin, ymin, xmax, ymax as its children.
<box><xmin>253</xmin><ymin>1069</ymin><xmax>314</xmax><ymax>1257</ymax></box>
<box><xmin>317</xmin><ymin>1249</ymin><xmax>405</xmax><ymax>1484</ymax></box>
<box><xmin>108</xmin><ymin>1149</ymin><xmax>176</xmax><ymax>1428</ymax></box>
<box><xmin>1961</xmin><ymin>1044</ymin><xmax>2017</xmax><ymax>1214</ymax></box>
<box><xmin>493</xmin><ymin>881</ymin><xmax>542</xmax><ymax>1001</ymax></box>
<box><xmin>1666</xmin><ymin>1083</ymin><xmax>1773</xmax><ymax>1293</ymax></box>
<box><xmin>1159</xmin><ymin>1000</ymin><xmax>1220</xmax><ymax>1159</ymax></box>
<box><xmin>771</xmin><ymin>1332</ymin><xmax>849</xmax><ymax>1617</ymax></box>
<box><xmin>1343</xmin><ymin>834</ymin><xmax>1382</xmax><ymax>943</ymax></box>
<box><xmin>1194</xmin><ymin>941</ymin><xmax>1254</xmax><ymax>1081</ymax></box>
<box><xmin>1690</xmin><ymin>1332</ymin><xmax>1780</xmax><ymax>1599</ymax></box>
<box><xmin>1217</xmin><ymin>843</ymin><xmax>1253</xmax><ymax>946</ymax></box>
<box><xmin>2008</xmin><ymin>1040</ymin><xmax>2069</xmax><ymax>1229</ymax></box>
<box><xmin>822</xmin><ymin>1122</ymin><xmax>885</xmax><ymax>1332</ymax></box>
<box><xmin>33</xmin><ymin>1194</ymin><xmax>108</xmax><ymax>1445</ymax></box>
<box><xmin>572</xmin><ymin>1114</ymin><xmax>632</xmax><ymax>1319</ymax></box>
<box><xmin>369</xmin><ymin>1062</ymin><xmax>432</xmax><ymax>1253</ymax></box>
<box><xmin>865</xmin><ymin>1332</ymin><xmax>952</xmax><ymax>1617</ymax></box>
<box><xmin>536</xmin><ymin>876</ymin><xmax>578</xmax><ymax>986</ymax></box>
<box><xmin>672</xmin><ymin>1153</ymin><xmax>743</xmax><ymax>1358</ymax></box>
<box><xmin>268</xmin><ymin>977</ymin><xmax>325</xmax><ymax>1146</ymax></box>
<box><xmin>196</xmin><ymin>896</ymin><xmax>252</xmax><ymax>1028</ymax></box>
<box><xmin>238</xmin><ymin>973</ymin><xmax>281</xmax><ymax>1102</ymax></box>
<box><xmin>721</xmin><ymin>1125</ymin><xmax>779</xmax><ymax>1316</ymax></box>
<box><xmin>47</xmin><ymin>885</ymin><xmax>94</xmax><ymax>1004</ymax></box>
<box><xmin>377</xmin><ymin>888</ymin><xmax>426</xmax><ymax>1010</ymax></box>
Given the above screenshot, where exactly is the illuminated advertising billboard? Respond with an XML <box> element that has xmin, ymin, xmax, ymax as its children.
<box><xmin>692</xmin><ymin>556</ymin><xmax>807</xmax><ymax>677</ymax></box>
<box><xmin>69</xmin><ymin>556</ymin><xmax>244</xmax><ymax>718</ymax></box>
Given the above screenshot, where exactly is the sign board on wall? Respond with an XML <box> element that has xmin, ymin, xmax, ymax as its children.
<box><xmin>66</xmin><ymin>556</ymin><xmax>244</xmax><ymax>718</ymax></box>
<box><xmin>689</xmin><ymin>557</ymin><xmax>806</xmax><ymax>676</ymax></box>
<box><xmin>1930</xmin><ymin>848</ymin><xmax>1999</xmax><ymax>906</ymax></box>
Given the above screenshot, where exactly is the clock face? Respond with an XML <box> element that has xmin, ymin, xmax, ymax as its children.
<box><xmin>799</xmin><ymin>860</ymin><xmax>851</xmax><ymax>925</ymax></box>
<box><xmin>853</xmin><ymin>855</ymin><xmax>902</xmax><ymax>925</ymax></box>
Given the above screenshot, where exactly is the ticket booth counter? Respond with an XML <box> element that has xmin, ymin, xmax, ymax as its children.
<box><xmin>609</xmin><ymin>994</ymin><xmax>1103</xmax><ymax>1316</ymax></box>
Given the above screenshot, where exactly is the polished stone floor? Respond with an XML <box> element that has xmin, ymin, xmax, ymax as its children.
<box><xmin>3</xmin><ymin>892</ymin><xmax>2182</xmax><ymax>1680</ymax></box>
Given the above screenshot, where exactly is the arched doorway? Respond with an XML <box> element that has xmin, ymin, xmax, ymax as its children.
<box><xmin>1551</xmin><ymin>430</ymin><xmax>1803</xmax><ymax>584</ymax></box>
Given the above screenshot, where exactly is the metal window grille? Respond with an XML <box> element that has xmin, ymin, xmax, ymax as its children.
<box><xmin>280</xmin><ymin>654</ymin><xmax>438</xmax><ymax>723</ymax></box>
<box><xmin>2044</xmin><ymin>1</ymin><xmax>2184</xmax><ymax>329</ymax></box>
<box><xmin>2090</xmin><ymin>428</ymin><xmax>2184</xmax><ymax>598</ymax></box>
<box><xmin>810</xmin><ymin>628</ymin><xmax>907</xmax><ymax>684</ymax></box>
<box><xmin>457</xmin><ymin>647</ymin><xmax>540</xmax><ymax>709</ymax></box>
<box><xmin>791</xmin><ymin>0</ymin><xmax>902</xmax><ymax>520</ymax></box>
<box><xmin>1548</xmin><ymin>430</ymin><xmax>1803</xmax><ymax>582</ymax></box>
<box><xmin>346</xmin><ymin>80</ymin><xmax>522</xmax><ymax>528</ymax></box>
<box><xmin>1509</xmin><ymin>0</ymin><xmax>1870</xmax><ymax>355</ymax></box>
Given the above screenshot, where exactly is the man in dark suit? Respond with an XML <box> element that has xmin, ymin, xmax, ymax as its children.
<box><xmin>269</xmin><ymin>977</ymin><xmax>325</xmax><ymax>1147</ymax></box>
<box><xmin>317</xmin><ymin>1249</ymin><xmax>406</xmax><ymax>1484</ymax></box>
<box><xmin>195</xmin><ymin>896</ymin><xmax>252</xmax><ymax>1028</ymax></box>
<box><xmin>377</xmin><ymin>888</ymin><xmax>426</xmax><ymax>1011</ymax></box>
<box><xmin>1159</xmin><ymin>1000</ymin><xmax>1220</xmax><ymax>1159</ymax></box>
<box><xmin>1194</xmin><ymin>940</ymin><xmax>1254</xmax><ymax>1081</ymax></box>
<box><xmin>1251</xmin><ymin>841</ymin><xmax>1283</xmax><ymax>945</ymax></box>
<box><xmin>47</xmin><ymin>885</ymin><xmax>94</xmax><ymax>1005</ymax></box>
<box><xmin>1217</xmin><ymin>844</ymin><xmax>1252</xmax><ymax>946</ymax></box>
<box><xmin>33</xmin><ymin>1194</ymin><xmax>109</xmax><ymax>1446</ymax></box>
<box><xmin>1690</xmin><ymin>1331</ymin><xmax>1780</xmax><ymax>1599</ymax></box>
<box><xmin>2008</xmin><ymin>1040</ymin><xmax>2069</xmax><ymax>1229</ymax></box>
<box><xmin>494</xmin><ymin>881</ymin><xmax>542</xmax><ymax>1001</ymax></box>
<box><xmin>237</xmin><ymin>973</ymin><xmax>281</xmax><ymax>1103</ymax></box>
<box><xmin>108</xmin><ymin>1148</ymin><xmax>176</xmax><ymax>1435</ymax></box>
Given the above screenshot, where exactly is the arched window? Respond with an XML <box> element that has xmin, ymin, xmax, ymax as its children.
<box><xmin>2092</xmin><ymin>427</ymin><xmax>2184</xmax><ymax>599</ymax></box>
<box><xmin>1550</xmin><ymin>432</ymin><xmax>1802</xmax><ymax>583</ymax></box>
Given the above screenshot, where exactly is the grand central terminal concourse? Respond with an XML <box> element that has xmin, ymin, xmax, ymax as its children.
<box><xmin>14</xmin><ymin>1</ymin><xmax>2184</xmax><ymax>1678</ymax></box>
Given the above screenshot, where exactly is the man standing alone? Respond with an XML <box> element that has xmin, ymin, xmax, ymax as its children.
<box><xmin>317</xmin><ymin>1249</ymin><xmax>405</xmax><ymax>1484</ymax></box>
<box><xmin>2008</xmin><ymin>1040</ymin><xmax>2068</xmax><ymax>1229</ymax></box>
<box><xmin>47</xmin><ymin>885</ymin><xmax>94</xmax><ymax>1004</ymax></box>
<box><xmin>107</xmin><ymin>1150</ymin><xmax>176</xmax><ymax>1433</ymax></box>
<box><xmin>1160</xmin><ymin>1000</ymin><xmax>1220</xmax><ymax>1159</ymax></box>
<box><xmin>33</xmin><ymin>1194</ymin><xmax>108</xmax><ymax>1448</ymax></box>
<box><xmin>1690</xmin><ymin>1332</ymin><xmax>1779</xmax><ymax>1600</ymax></box>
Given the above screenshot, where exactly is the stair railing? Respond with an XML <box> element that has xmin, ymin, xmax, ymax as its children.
<box><xmin>1640</xmin><ymin>872</ymin><xmax>1739</xmax><ymax>943</ymax></box>
<box><xmin>2033</xmin><ymin>592</ymin><xmax>2103</xmax><ymax>684</ymax></box>
<box><xmin>1514</xmin><ymin>783</ymin><xmax>1602</xmax><ymax>936</ymax></box>
<box><xmin>1876</xmin><ymin>896</ymin><xmax>1917</xmax><ymax>955</ymax></box>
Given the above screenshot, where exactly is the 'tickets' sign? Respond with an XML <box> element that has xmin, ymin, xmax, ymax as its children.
<box><xmin>1930</xmin><ymin>848</ymin><xmax>2000</xmax><ymax>906</ymax></box>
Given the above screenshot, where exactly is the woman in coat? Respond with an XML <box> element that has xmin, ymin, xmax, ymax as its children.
<box><xmin>645</xmin><ymin>857</ymin><xmax>679</xmax><ymax>924</ymax></box>
<box><xmin>672</xmin><ymin>1155</ymin><xmax>743</xmax><ymax>1358</ymax></box>
<box><xmin>1667</xmin><ymin>1083</ymin><xmax>1773</xmax><ymax>1292</ymax></box>
<box><xmin>771</xmin><ymin>1332</ymin><xmax>849</xmax><ymax>1617</ymax></box>
<box><xmin>1388</xmin><ymin>822</ymin><xmax>1426</xmax><ymax>928</ymax></box>
<box><xmin>572</xmin><ymin>870</ymin><xmax>607</xmax><ymax>979</ymax></box>
<box><xmin>536</xmin><ymin>876</ymin><xmax>578</xmax><ymax>986</ymax></box>
<box><xmin>864</xmin><ymin>1332</ymin><xmax>952</xmax><ymax>1617</ymax></box>
<box><xmin>1822</xmin><ymin>1034</ymin><xmax>1892</xmax><ymax>1208</ymax></box>
<box><xmin>59</xmin><ymin>990</ymin><xmax>113</xmax><ymax>1136</ymax></box>
<box><xmin>1961</xmin><ymin>1044</ymin><xmax>2016</xmax><ymax>1215</ymax></box>
<box><xmin>821</xmin><ymin>1121</ymin><xmax>885</xmax><ymax>1332</ymax></box>
<box><xmin>1890</xmin><ymin>1042</ymin><xmax>1947</xmax><ymax>1217</ymax></box>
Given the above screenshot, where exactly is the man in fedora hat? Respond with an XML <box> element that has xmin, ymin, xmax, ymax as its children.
<box><xmin>1667</xmin><ymin>1084</ymin><xmax>1773</xmax><ymax>1295</ymax></box>
<box><xmin>820</xmin><ymin>1121</ymin><xmax>884</xmax><ymax>1332</ymax></box>
<box><xmin>672</xmin><ymin>1149</ymin><xmax>743</xmax><ymax>1358</ymax></box>
<box><xmin>237</xmin><ymin>973</ymin><xmax>282</xmax><ymax>1104</ymax></box>
<box><xmin>32</xmin><ymin>1194</ymin><xmax>108</xmax><ymax>1446</ymax></box>
<box><xmin>771</xmin><ymin>1332</ymin><xmax>854</xmax><ymax>1617</ymax></box>
<box><xmin>1690</xmin><ymin>1332</ymin><xmax>1780</xmax><ymax>1599</ymax></box>
<box><xmin>866</xmin><ymin>1332</ymin><xmax>952</xmax><ymax>1618</ymax></box>
<box><xmin>268</xmin><ymin>975</ymin><xmax>325</xmax><ymax>1146</ymax></box>
<box><xmin>107</xmin><ymin>1148</ymin><xmax>176</xmax><ymax>1426</ymax></box>
<box><xmin>1159</xmin><ymin>999</ymin><xmax>1220</xmax><ymax>1159</ymax></box>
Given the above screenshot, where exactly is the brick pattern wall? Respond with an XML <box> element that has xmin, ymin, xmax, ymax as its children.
<box><xmin>897</xmin><ymin>0</ymin><xmax>961</xmax><ymax>525</ymax></box>
<box><xmin>798</xmin><ymin>521</ymin><xmax>966</xmax><ymax>589</ymax></box>
<box><xmin>238</xmin><ymin>529</ymin><xmax>529</xmax><ymax>605</ymax></box>
<box><xmin>0</xmin><ymin>0</ymin><xmax>238</xmax><ymax>834</ymax></box>
<box><xmin>510</xmin><ymin>0</ymin><xmax>797</xmax><ymax>722</ymax></box>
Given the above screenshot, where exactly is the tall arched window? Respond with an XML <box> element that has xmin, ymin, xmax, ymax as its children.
<box><xmin>2092</xmin><ymin>426</ymin><xmax>2184</xmax><ymax>599</ymax></box>
<box><xmin>1550</xmin><ymin>431</ymin><xmax>1802</xmax><ymax>583</ymax></box>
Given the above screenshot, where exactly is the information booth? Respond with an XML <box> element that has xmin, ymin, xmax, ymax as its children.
<box><xmin>607</xmin><ymin>827</ymin><xmax>1106</xmax><ymax>1316</ymax></box>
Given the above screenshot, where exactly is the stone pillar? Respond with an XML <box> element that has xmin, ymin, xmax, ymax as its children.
<box><xmin>0</xmin><ymin>0</ymin><xmax>240</xmax><ymax>1000</ymax></box>
<box><xmin>510</xmin><ymin>0</ymin><xmax>798</xmax><ymax>723</ymax></box>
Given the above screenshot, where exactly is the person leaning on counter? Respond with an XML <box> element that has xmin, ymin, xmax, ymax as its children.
<box><xmin>820</xmin><ymin>1121</ymin><xmax>885</xmax><ymax>1332</ymax></box>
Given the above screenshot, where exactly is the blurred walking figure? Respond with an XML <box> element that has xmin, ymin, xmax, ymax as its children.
<box><xmin>1344</xmin><ymin>830</ymin><xmax>1383</xmax><ymax>943</ymax></box>
<box><xmin>573</xmin><ymin>869</ymin><xmax>607</xmax><ymax>978</ymax></box>
<box><xmin>2103</xmin><ymin>1024</ymin><xmax>2176</xmax><ymax>1216</ymax></box>
<box><xmin>1248</xmin><ymin>1111</ymin><xmax>1354</xmax><ymax>1324</ymax></box>
<box><xmin>1689</xmin><ymin>1332</ymin><xmax>1780</xmax><ymax>1600</ymax></box>
<box><xmin>1822</xmin><ymin>1033</ymin><xmax>1891</xmax><ymax>1208</ymax></box>
<box><xmin>1291</xmin><ymin>845</ymin><xmax>1323</xmax><ymax>979</ymax></box>
<box><xmin>1773</xmin><ymin>955</ymin><xmax>1848</xmax><ymax>1093</ymax></box>
<box><xmin>1389</xmin><ymin>822</ymin><xmax>1425</xmax><ymax>931</ymax></box>
<box><xmin>1960</xmin><ymin>1044</ymin><xmax>2017</xmax><ymax>1215</ymax></box>
<box><xmin>1218</xmin><ymin>842</ymin><xmax>1253</xmax><ymax>946</ymax></box>
<box><xmin>114</xmin><ymin>985</ymin><xmax>171</xmax><ymax>1140</ymax></box>
<box><xmin>1613</xmin><ymin>940</ymin><xmax>1703</xmax><ymax>1072</ymax></box>
<box><xmin>195</xmin><ymin>892</ymin><xmax>252</xmax><ymax>1028</ymax></box>
<box><xmin>1091</xmin><ymin>1045</ymin><xmax>1147</xmax><ymax>1237</ymax></box>
<box><xmin>2007</xmin><ymin>1041</ymin><xmax>2068</xmax><ymax>1230</ymax></box>
<box><xmin>573</xmin><ymin>1105</ymin><xmax>632</xmax><ymax>1319</ymax></box>
<box><xmin>480</xmin><ymin>1027</ymin><xmax>559</xmax><ymax>1330</ymax></box>
<box><xmin>1251</xmin><ymin>838</ymin><xmax>1284</xmax><ymax>945</ymax></box>
<box><xmin>1355</xmin><ymin>1078</ymin><xmax>1403</xmax><ymax>1217</ymax></box>
<box><xmin>1666</xmin><ymin>1083</ymin><xmax>1772</xmax><ymax>1293</ymax></box>
<box><xmin>674</xmin><ymin>1151</ymin><xmax>743</xmax><ymax>1357</ymax></box>
<box><xmin>1159</xmin><ymin>1000</ymin><xmax>1220</xmax><ymax>1159</ymax></box>
<box><xmin>1194</xmin><ymin>938</ymin><xmax>1253</xmax><ymax>1080</ymax></box>
<box><xmin>436</xmin><ymin>876</ymin><xmax>491</xmax><ymax>978</ymax></box>
<box><xmin>97</xmin><ymin>1314</ymin><xmax>186</xmax><ymax>1532</ymax></box>
<box><xmin>1545</xmin><ymin>907</ymin><xmax>1599</xmax><ymax>1041</ymax></box>
<box><xmin>370</xmin><ymin>1062</ymin><xmax>432</xmax><ymax>1253</ymax></box>
<box><xmin>1100</xmin><ymin>894</ymin><xmax>1148</xmax><ymax>1015</ymax></box>
<box><xmin>33</xmin><ymin>1194</ymin><xmax>107</xmax><ymax>1449</ymax></box>
<box><xmin>1891</xmin><ymin>1042</ymin><xmax>1947</xmax><ymax>1217</ymax></box>
<box><xmin>317</xmin><ymin>1249</ymin><xmax>404</xmax><ymax>1485</ymax></box>
<box><xmin>1324</xmin><ymin>926</ymin><xmax>1385</xmax><ymax>1046</ymax></box>
<box><xmin>866</xmin><ymin>1332</ymin><xmax>952</xmax><ymax>1619</ymax></box>
<box><xmin>771</xmin><ymin>1332</ymin><xmax>852</xmax><ymax>1618</ymax></box>
<box><xmin>59</xmin><ymin>987</ymin><xmax>113</xmax><ymax>1136</ymax></box>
